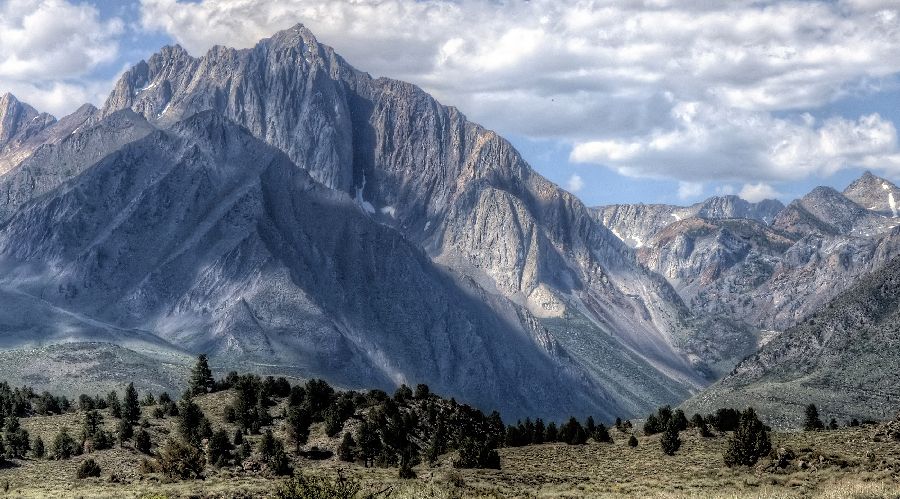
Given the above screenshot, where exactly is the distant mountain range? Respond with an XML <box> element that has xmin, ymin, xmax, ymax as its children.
<box><xmin>1</xmin><ymin>24</ymin><xmax>898</xmax><ymax>425</ymax></box>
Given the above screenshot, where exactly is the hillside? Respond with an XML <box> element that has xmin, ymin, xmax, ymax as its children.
<box><xmin>684</xmin><ymin>253</ymin><xmax>900</xmax><ymax>427</ymax></box>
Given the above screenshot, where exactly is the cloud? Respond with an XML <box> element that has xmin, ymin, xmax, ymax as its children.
<box><xmin>0</xmin><ymin>0</ymin><xmax>124</xmax><ymax>116</ymax></box>
<box><xmin>678</xmin><ymin>182</ymin><xmax>704</xmax><ymax>200</ymax></box>
<box><xmin>135</xmin><ymin>0</ymin><xmax>900</xmax><ymax>185</ymax></box>
<box><xmin>566</xmin><ymin>174</ymin><xmax>585</xmax><ymax>193</ymax></box>
<box><xmin>739</xmin><ymin>183</ymin><xmax>783</xmax><ymax>202</ymax></box>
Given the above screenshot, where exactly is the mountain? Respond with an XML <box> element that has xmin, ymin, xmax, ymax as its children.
<box><xmin>684</xmin><ymin>252</ymin><xmax>900</xmax><ymax>427</ymax></box>
<box><xmin>72</xmin><ymin>25</ymin><xmax>722</xmax><ymax>414</ymax></box>
<box><xmin>844</xmin><ymin>171</ymin><xmax>900</xmax><ymax>218</ymax></box>
<box><xmin>595</xmin><ymin>195</ymin><xmax>783</xmax><ymax>249</ymax></box>
<box><xmin>0</xmin><ymin>109</ymin><xmax>618</xmax><ymax>419</ymax></box>
<box><xmin>0</xmin><ymin>93</ymin><xmax>96</xmax><ymax>175</ymax></box>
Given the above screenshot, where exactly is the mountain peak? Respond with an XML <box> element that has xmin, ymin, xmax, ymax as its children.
<box><xmin>844</xmin><ymin>170</ymin><xmax>900</xmax><ymax>216</ymax></box>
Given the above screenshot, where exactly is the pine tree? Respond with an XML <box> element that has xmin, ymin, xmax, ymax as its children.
<box><xmin>804</xmin><ymin>404</ymin><xmax>824</xmax><ymax>431</ymax></box>
<box><xmin>644</xmin><ymin>413</ymin><xmax>662</xmax><ymax>435</ymax></box>
<box><xmin>3</xmin><ymin>416</ymin><xmax>30</xmax><ymax>458</ymax></box>
<box><xmin>585</xmin><ymin>416</ymin><xmax>596</xmax><ymax>437</ymax></box>
<box><xmin>828</xmin><ymin>418</ymin><xmax>839</xmax><ymax>431</ymax></box>
<box><xmin>723</xmin><ymin>407</ymin><xmax>772</xmax><ymax>467</ymax></box>
<box><xmin>356</xmin><ymin>419</ymin><xmax>382</xmax><ymax>468</ymax></box>
<box><xmin>123</xmin><ymin>383</ymin><xmax>140</xmax><ymax>425</ymax></box>
<box><xmin>660</xmin><ymin>422</ymin><xmax>681</xmax><ymax>456</ymax></box>
<box><xmin>189</xmin><ymin>354</ymin><xmax>215</xmax><ymax>396</ymax></box>
<box><xmin>628</xmin><ymin>435</ymin><xmax>638</xmax><ymax>447</ymax></box>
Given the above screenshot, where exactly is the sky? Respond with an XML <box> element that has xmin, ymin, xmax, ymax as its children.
<box><xmin>3</xmin><ymin>0</ymin><xmax>900</xmax><ymax>207</ymax></box>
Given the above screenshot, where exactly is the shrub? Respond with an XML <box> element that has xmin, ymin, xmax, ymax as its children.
<box><xmin>76</xmin><ymin>458</ymin><xmax>101</xmax><ymax>479</ymax></box>
<box><xmin>158</xmin><ymin>439</ymin><xmax>205</xmax><ymax>479</ymax></box>
<box><xmin>628</xmin><ymin>435</ymin><xmax>638</xmax><ymax>447</ymax></box>
<box><xmin>31</xmin><ymin>436</ymin><xmax>45</xmax><ymax>459</ymax></box>
<box><xmin>276</xmin><ymin>470</ymin><xmax>365</xmax><ymax>499</ymax></box>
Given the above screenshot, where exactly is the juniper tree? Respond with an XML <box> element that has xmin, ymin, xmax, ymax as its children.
<box><xmin>3</xmin><ymin>416</ymin><xmax>29</xmax><ymax>458</ymax></box>
<box><xmin>628</xmin><ymin>435</ymin><xmax>638</xmax><ymax>447</ymax></box>
<box><xmin>828</xmin><ymin>418</ymin><xmax>839</xmax><ymax>430</ymax></box>
<box><xmin>207</xmin><ymin>428</ymin><xmax>233</xmax><ymax>467</ymax></box>
<box><xmin>117</xmin><ymin>418</ymin><xmax>134</xmax><ymax>446</ymax></box>
<box><xmin>177</xmin><ymin>396</ymin><xmax>212</xmax><ymax>447</ymax></box>
<box><xmin>50</xmin><ymin>427</ymin><xmax>78</xmax><ymax>460</ymax></box>
<box><xmin>593</xmin><ymin>423</ymin><xmax>612</xmax><ymax>443</ymax></box>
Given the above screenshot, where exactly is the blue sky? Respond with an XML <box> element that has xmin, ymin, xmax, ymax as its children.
<box><xmin>3</xmin><ymin>0</ymin><xmax>900</xmax><ymax>207</ymax></box>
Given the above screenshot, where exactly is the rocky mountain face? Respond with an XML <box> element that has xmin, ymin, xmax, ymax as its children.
<box><xmin>0</xmin><ymin>93</ymin><xmax>96</xmax><ymax>175</ymax></box>
<box><xmin>0</xmin><ymin>25</ymin><xmax>720</xmax><ymax>419</ymax></box>
<box><xmin>97</xmin><ymin>26</ymin><xmax>724</xmax><ymax>411</ymax></box>
<box><xmin>684</xmin><ymin>252</ymin><xmax>900</xmax><ymax>427</ymax></box>
<box><xmin>595</xmin><ymin>195</ymin><xmax>784</xmax><ymax>249</ymax></box>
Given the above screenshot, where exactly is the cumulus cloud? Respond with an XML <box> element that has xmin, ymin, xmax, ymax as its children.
<box><xmin>0</xmin><ymin>0</ymin><xmax>123</xmax><ymax>116</ymax></box>
<box><xmin>135</xmin><ymin>0</ymin><xmax>900</xmax><ymax>185</ymax></box>
<box><xmin>566</xmin><ymin>174</ymin><xmax>585</xmax><ymax>193</ymax></box>
<box><xmin>739</xmin><ymin>183</ymin><xmax>783</xmax><ymax>202</ymax></box>
<box><xmin>678</xmin><ymin>181</ymin><xmax>704</xmax><ymax>200</ymax></box>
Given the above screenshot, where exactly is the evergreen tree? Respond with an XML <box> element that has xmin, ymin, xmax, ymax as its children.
<box><xmin>135</xmin><ymin>428</ymin><xmax>152</xmax><ymax>454</ymax></box>
<box><xmin>3</xmin><ymin>416</ymin><xmax>30</xmax><ymax>458</ymax></box>
<box><xmin>189</xmin><ymin>354</ymin><xmax>215</xmax><ymax>396</ymax></box>
<box><xmin>258</xmin><ymin>429</ymin><xmax>291</xmax><ymax>476</ymax></box>
<box><xmin>285</xmin><ymin>406</ymin><xmax>312</xmax><ymax>452</ymax></box>
<box><xmin>393</xmin><ymin>384</ymin><xmax>413</xmax><ymax>404</ymax></box>
<box><xmin>122</xmin><ymin>383</ymin><xmax>140</xmax><ymax>425</ymax></box>
<box><xmin>141</xmin><ymin>393</ymin><xmax>156</xmax><ymax>406</ymax></box>
<box><xmin>672</xmin><ymin>409</ymin><xmax>689</xmax><ymax>431</ymax></box>
<box><xmin>723</xmin><ymin>408</ymin><xmax>772</xmax><ymax>467</ymax></box>
<box><xmin>207</xmin><ymin>428</ymin><xmax>233</xmax><ymax>467</ymax></box>
<box><xmin>644</xmin><ymin>413</ymin><xmax>662</xmax><ymax>435</ymax></box>
<box><xmin>117</xmin><ymin>419</ymin><xmax>134</xmax><ymax>447</ymax></box>
<box><xmin>615</xmin><ymin>417</ymin><xmax>623</xmax><ymax>431</ymax></box>
<box><xmin>107</xmin><ymin>391</ymin><xmax>122</xmax><ymax>419</ymax></box>
<box><xmin>828</xmin><ymin>418</ymin><xmax>839</xmax><ymax>431</ymax></box>
<box><xmin>50</xmin><ymin>428</ymin><xmax>78</xmax><ymax>460</ymax></box>
<box><xmin>533</xmin><ymin>419</ymin><xmax>545</xmax><ymax>444</ymax></box>
<box><xmin>414</xmin><ymin>384</ymin><xmax>430</xmax><ymax>400</ymax></box>
<box><xmin>356</xmin><ymin>419</ymin><xmax>382</xmax><ymax>468</ymax></box>
<box><xmin>31</xmin><ymin>435</ymin><xmax>45</xmax><ymax>459</ymax></box>
<box><xmin>593</xmin><ymin>423</ymin><xmax>612</xmax><ymax>443</ymax></box>
<box><xmin>628</xmin><ymin>435</ymin><xmax>638</xmax><ymax>447</ymax></box>
<box><xmin>585</xmin><ymin>416</ymin><xmax>596</xmax><ymax>437</ymax></box>
<box><xmin>545</xmin><ymin>422</ymin><xmax>558</xmax><ymax>442</ymax></box>
<box><xmin>660</xmin><ymin>422</ymin><xmax>681</xmax><ymax>456</ymax></box>
<box><xmin>560</xmin><ymin>417</ymin><xmax>588</xmax><ymax>445</ymax></box>
<box><xmin>338</xmin><ymin>432</ymin><xmax>356</xmax><ymax>462</ymax></box>
<box><xmin>177</xmin><ymin>396</ymin><xmax>212</xmax><ymax>447</ymax></box>
<box><xmin>453</xmin><ymin>438</ymin><xmax>501</xmax><ymax>469</ymax></box>
<box><xmin>804</xmin><ymin>404</ymin><xmax>824</xmax><ymax>431</ymax></box>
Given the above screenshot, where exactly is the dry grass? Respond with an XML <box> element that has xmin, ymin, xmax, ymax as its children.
<box><xmin>2</xmin><ymin>395</ymin><xmax>900</xmax><ymax>498</ymax></box>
